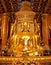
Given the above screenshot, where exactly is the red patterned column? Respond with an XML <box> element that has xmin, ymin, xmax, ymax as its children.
<box><xmin>2</xmin><ymin>13</ymin><xmax>8</xmax><ymax>48</ymax></box>
<box><xmin>42</xmin><ymin>14</ymin><xmax>48</xmax><ymax>45</ymax></box>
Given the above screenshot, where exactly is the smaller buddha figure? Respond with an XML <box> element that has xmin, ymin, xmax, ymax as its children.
<box><xmin>21</xmin><ymin>14</ymin><xmax>30</xmax><ymax>32</ymax></box>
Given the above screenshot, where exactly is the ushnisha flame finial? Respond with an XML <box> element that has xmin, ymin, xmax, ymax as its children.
<box><xmin>20</xmin><ymin>1</ymin><xmax>31</xmax><ymax>11</ymax></box>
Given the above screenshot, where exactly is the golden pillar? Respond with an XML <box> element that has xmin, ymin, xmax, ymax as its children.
<box><xmin>42</xmin><ymin>14</ymin><xmax>48</xmax><ymax>44</ymax></box>
<box><xmin>2</xmin><ymin>13</ymin><xmax>8</xmax><ymax>48</ymax></box>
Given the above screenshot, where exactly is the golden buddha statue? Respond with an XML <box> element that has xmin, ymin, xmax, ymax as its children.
<box><xmin>9</xmin><ymin>1</ymin><xmax>43</xmax><ymax>64</ymax></box>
